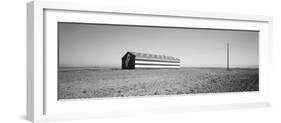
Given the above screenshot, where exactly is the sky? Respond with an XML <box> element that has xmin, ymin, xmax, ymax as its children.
<box><xmin>58</xmin><ymin>22</ymin><xmax>259</xmax><ymax>68</ymax></box>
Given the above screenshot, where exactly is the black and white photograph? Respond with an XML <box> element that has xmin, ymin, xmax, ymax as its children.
<box><xmin>58</xmin><ymin>22</ymin><xmax>259</xmax><ymax>99</ymax></box>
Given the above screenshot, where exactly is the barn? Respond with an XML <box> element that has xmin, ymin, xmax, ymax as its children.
<box><xmin>121</xmin><ymin>52</ymin><xmax>180</xmax><ymax>69</ymax></box>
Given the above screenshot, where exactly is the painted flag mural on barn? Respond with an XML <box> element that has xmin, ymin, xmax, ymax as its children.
<box><xmin>122</xmin><ymin>52</ymin><xmax>181</xmax><ymax>69</ymax></box>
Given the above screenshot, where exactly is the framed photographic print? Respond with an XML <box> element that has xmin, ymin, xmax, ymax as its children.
<box><xmin>27</xmin><ymin>1</ymin><xmax>273</xmax><ymax>122</ymax></box>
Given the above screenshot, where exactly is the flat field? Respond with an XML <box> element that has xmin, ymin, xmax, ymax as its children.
<box><xmin>58</xmin><ymin>67</ymin><xmax>258</xmax><ymax>99</ymax></box>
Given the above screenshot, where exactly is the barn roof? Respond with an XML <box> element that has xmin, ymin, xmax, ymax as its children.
<box><xmin>128</xmin><ymin>51</ymin><xmax>180</xmax><ymax>62</ymax></box>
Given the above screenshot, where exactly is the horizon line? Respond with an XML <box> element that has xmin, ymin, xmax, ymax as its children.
<box><xmin>59</xmin><ymin>64</ymin><xmax>259</xmax><ymax>68</ymax></box>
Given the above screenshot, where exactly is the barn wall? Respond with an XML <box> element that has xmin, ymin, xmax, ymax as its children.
<box><xmin>122</xmin><ymin>53</ymin><xmax>135</xmax><ymax>69</ymax></box>
<box><xmin>134</xmin><ymin>60</ymin><xmax>180</xmax><ymax>69</ymax></box>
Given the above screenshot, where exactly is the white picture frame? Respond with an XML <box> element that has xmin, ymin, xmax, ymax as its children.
<box><xmin>27</xmin><ymin>1</ymin><xmax>273</xmax><ymax>122</ymax></box>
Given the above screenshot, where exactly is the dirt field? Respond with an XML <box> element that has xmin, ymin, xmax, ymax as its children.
<box><xmin>58</xmin><ymin>68</ymin><xmax>258</xmax><ymax>99</ymax></box>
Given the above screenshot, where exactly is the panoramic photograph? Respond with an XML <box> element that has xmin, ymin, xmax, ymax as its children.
<box><xmin>58</xmin><ymin>22</ymin><xmax>259</xmax><ymax>99</ymax></box>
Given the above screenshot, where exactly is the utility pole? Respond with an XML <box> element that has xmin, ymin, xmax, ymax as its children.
<box><xmin>227</xmin><ymin>43</ymin><xmax>229</xmax><ymax>70</ymax></box>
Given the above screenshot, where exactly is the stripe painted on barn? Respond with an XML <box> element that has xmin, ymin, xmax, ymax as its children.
<box><xmin>135</xmin><ymin>60</ymin><xmax>180</xmax><ymax>66</ymax></box>
<box><xmin>135</xmin><ymin>58</ymin><xmax>180</xmax><ymax>63</ymax></box>
<box><xmin>135</xmin><ymin>63</ymin><xmax>180</xmax><ymax>66</ymax></box>
<box><xmin>135</xmin><ymin>65</ymin><xmax>180</xmax><ymax>69</ymax></box>
<box><xmin>122</xmin><ymin>51</ymin><xmax>181</xmax><ymax>69</ymax></box>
